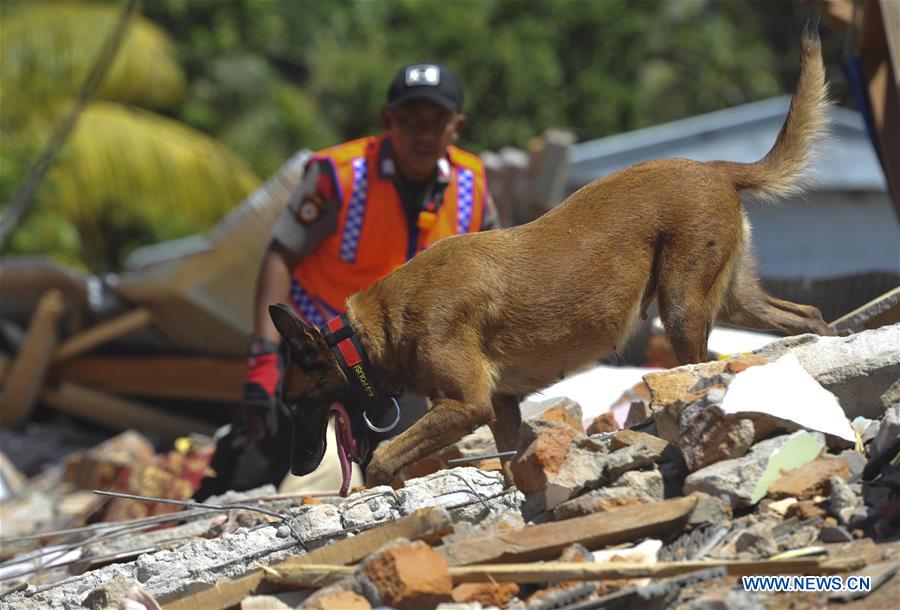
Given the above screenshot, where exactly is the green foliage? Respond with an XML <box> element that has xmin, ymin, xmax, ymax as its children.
<box><xmin>1</xmin><ymin>2</ymin><xmax>260</xmax><ymax>272</ymax></box>
<box><xmin>0</xmin><ymin>2</ymin><xmax>186</xmax><ymax>117</ymax></box>
<box><xmin>3</xmin><ymin>0</ymin><xmax>840</xmax><ymax>272</ymax></box>
<box><xmin>144</xmin><ymin>0</ymin><xmax>837</xmax><ymax>153</ymax></box>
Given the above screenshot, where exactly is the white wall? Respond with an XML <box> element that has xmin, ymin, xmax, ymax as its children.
<box><xmin>745</xmin><ymin>191</ymin><xmax>900</xmax><ymax>279</ymax></box>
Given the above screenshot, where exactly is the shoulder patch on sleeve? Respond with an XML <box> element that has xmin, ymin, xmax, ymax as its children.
<box><xmin>297</xmin><ymin>193</ymin><xmax>326</xmax><ymax>225</ymax></box>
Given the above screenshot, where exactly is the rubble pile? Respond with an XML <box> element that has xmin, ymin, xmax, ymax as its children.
<box><xmin>0</xmin><ymin>324</ymin><xmax>898</xmax><ymax>610</ymax></box>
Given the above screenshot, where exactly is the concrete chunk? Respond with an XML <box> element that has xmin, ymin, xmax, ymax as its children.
<box><xmin>753</xmin><ymin>324</ymin><xmax>900</xmax><ymax>419</ymax></box>
<box><xmin>396</xmin><ymin>467</ymin><xmax>516</xmax><ymax>523</ymax></box>
<box><xmin>289</xmin><ymin>503</ymin><xmax>345</xmax><ymax>547</ymax></box>
<box><xmin>512</xmin><ymin>418</ymin><xmax>607</xmax><ymax>512</ymax></box>
<box><xmin>873</xmin><ymin>405</ymin><xmax>900</xmax><ymax>457</ymax></box>
<box><xmin>340</xmin><ymin>487</ymin><xmax>400</xmax><ymax>530</ymax></box>
<box><xmin>719</xmin><ymin>353</ymin><xmax>856</xmax><ymax>443</ymax></box>
<box><xmin>551</xmin><ymin>467</ymin><xmax>664</xmax><ymax>520</ymax></box>
<box><xmin>767</xmin><ymin>458</ymin><xmax>851</xmax><ymax>500</ymax></box>
<box><xmin>684</xmin><ymin>431</ymin><xmax>824</xmax><ymax>508</ymax></box>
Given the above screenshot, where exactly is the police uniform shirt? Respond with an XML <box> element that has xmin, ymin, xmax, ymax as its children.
<box><xmin>272</xmin><ymin>141</ymin><xmax>499</xmax><ymax>257</ymax></box>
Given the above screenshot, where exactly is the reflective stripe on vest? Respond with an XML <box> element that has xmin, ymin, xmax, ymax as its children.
<box><xmin>290</xmin><ymin>278</ymin><xmax>326</xmax><ymax>327</ymax></box>
<box><xmin>457</xmin><ymin>167</ymin><xmax>474</xmax><ymax>234</ymax></box>
<box><xmin>340</xmin><ymin>157</ymin><xmax>369</xmax><ymax>262</ymax></box>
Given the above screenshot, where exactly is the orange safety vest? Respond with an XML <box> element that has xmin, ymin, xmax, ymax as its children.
<box><xmin>290</xmin><ymin>134</ymin><xmax>489</xmax><ymax>326</ymax></box>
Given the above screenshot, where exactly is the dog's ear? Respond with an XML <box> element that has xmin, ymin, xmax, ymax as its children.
<box><xmin>269</xmin><ymin>303</ymin><xmax>330</xmax><ymax>371</ymax></box>
<box><xmin>269</xmin><ymin>303</ymin><xmax>311</xmax><ymax>347</ymax></box>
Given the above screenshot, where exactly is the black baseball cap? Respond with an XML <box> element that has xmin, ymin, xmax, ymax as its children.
<box><xmin>387</xmin><ymin>63</ymin><xmax>464</xmax><ymax>111</ymax></box>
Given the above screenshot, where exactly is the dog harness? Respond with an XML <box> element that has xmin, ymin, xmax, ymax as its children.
<box><xmin>319</xmin><ymin>314</ymin><xmax>401</xmax><ymax>433</ymax></box>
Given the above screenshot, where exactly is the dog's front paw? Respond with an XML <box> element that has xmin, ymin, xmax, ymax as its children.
<box><xmin>364</xmin><ymin>460</ymin><xmax>393</xmax><ymax>488</ymax></box>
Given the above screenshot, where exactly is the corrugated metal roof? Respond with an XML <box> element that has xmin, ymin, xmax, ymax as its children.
<box><xmin>568</xmin><ymin>97</ymin><xmax>887</xmax><ymax>193</ymax></box>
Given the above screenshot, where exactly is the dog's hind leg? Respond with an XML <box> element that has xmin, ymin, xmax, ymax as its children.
<box><xmin>718</xmin><ymin>252</ymin><xmax>834</xmax><ymax>336</ymax></box>
<box><xmin>659</xmin><ymin>296</ymin><xmax>715</xmax><ymax>365</ymax></box>
<box><xmin>489</xmin><ymin>394</ymin><xmax>522</xmax><ymax>487</ymax></box>
<box><xmin>657</xmin><ymin>228</ymin><xmax>738</xmax><ymax>365</ymax></box>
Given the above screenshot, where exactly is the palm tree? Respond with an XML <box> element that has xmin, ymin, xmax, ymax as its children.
<box><xmin>1</xmin><ymin>3</ymin><xmax>260</xmax><ymax>271</ymax></box>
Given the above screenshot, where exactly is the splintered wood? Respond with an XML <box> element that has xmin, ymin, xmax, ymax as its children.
<box><xmin>440</xmin><ymin>496</ymin><xmax>697</xmax><ymax>566</ymax></box>
<box><xmin>267</xmin><ymin>556</ymin><xmax>867</xmax><ymax>589</ymax></box>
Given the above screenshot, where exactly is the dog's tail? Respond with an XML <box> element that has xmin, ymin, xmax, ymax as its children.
<box><xmin>720</xmin><ymin>24</ymin><xmax>830</xmax><ymax>203</ymax></box>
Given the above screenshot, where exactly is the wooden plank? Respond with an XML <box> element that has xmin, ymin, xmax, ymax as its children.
<box><xmin>830</xmin><ymin>286</ymin><xmax>900</xmax><ymax>333</ymax></box>
<box><xmin>53</xmin><ymin>307</ymin><xmax>153</xmax><ymax>363</ymax></box>
<box><xmin>448</xmin><ymin>557</ymin><xmax>866</xmax><ymax>581</ymax></box>
<box><xmin>161</xmin><ymin>506</ymin><xmax>453</xmax><ymax>610</ymax></box>
<box><xmin>52</xmin><ymin>355</ymin><xmax>245</xmax><ymax>402</ymax></box>
<box><xmin>267</xmin><ymin>556</ymin><xmax>867</xmax><ymax>588</ymax></box>
<box><xmin>0</xmin><ymin>289</ymin><xmax>65</xmax><ymax>426</ymax></box>
<box><xmin>40</xmin><ymin>383</ymin><xmax>217</xmax><ymax>437</ymax></box>
<box><xmin>861</xmin><ymin>0</ymin><xmax>900</xmax><ymax>216</ymax></box>
<box><xmin>440</xmin><ymin>496</ymin><xmax>696</xmax><ymax>567</ymax></box>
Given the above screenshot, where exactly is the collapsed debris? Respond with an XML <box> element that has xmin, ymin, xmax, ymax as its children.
<box><xmin>0</xmin><ymin>324</ymin><xmax>898</xmax><ymax>610</ymax></box>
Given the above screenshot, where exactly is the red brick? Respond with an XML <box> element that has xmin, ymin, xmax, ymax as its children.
<box><xmin>644</xmin><ymin>370</ymin><xmax>700</xmax><ymax>409</ymax></box>
<box><xmin>452</xmin><ymin>582</ymin><xmax>519</xmax><ymax>607</ymax></box>
<box><xmin>586</xmin><ymin>411</ymin><xmax>619</xmax><ymax>435</ymax></box>
<box><xmin>541</xmin><ymin>403</ymin><xmax>584</xmax><ymax>432</ymax></box>
<box><xmin>511</xmin><ymin>424</ymin><xmax>579</xmax><ymax>494</ymax></box>
<box><xmin>362</xmin><ymin>542</ymin><xmax>451</xmax><ymax>610</ymax></box>
<box><xmin>725</xmin><ymin>354</ymin><xmax>769</xmax><ymax>374</ymax></box>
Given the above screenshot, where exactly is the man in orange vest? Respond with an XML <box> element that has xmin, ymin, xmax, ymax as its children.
<box><xmin>196</xmin><ymin>63</ymin><xmax>498</xmax><ymax>498</ymax></box>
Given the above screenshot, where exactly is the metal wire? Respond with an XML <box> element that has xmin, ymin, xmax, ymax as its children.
<box><xmin>92</xmin><ymin>490</ymin><xmax>289</xmax><ymax>521</ymax></box>
<box><xmin>9</xmin><ymin>478</ymin><xmax>514</xmax><ymax>597</ymax></box>
<box><xmin>446</xmin><ymin>450</ymin><xmax>517</xmax><ymax>465</ymax></box>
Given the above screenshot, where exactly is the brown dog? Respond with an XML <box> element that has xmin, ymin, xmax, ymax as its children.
<box><xmin>269</xmin><ymin>28</ymin><xmax>833</xmax><ymax>493</ymax></box>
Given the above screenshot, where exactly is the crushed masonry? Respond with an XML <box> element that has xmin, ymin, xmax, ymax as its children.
<box><xmin>0</xmin><ymin>325</ymin><xmax>898</xmax><ymax>610</ymax></box>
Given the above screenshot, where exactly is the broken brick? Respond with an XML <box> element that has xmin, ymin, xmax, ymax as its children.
<box><xmin>539</xmin><ymin>399</ymin><xmax>585</xmax><ymax>432</ymax></box>
<box><xmin>512</xmin><ymin>420</ymin><xmax>580</xmax><ymax>493</ymax></box>
<box><xmin>511</xmin><ymin>414</ymin><xmax>611</xmax><ymax>513</ymax></box>
<box><xmin>586</xmin><ymin>411</ymin><xmax>619</xmax><ymax>435</ymax></box>
<box><xmin>644</xmin><ymin>369</ymin><xmax>706</xmax><ymax>410</ymax></box>
<box><xmin>361</xmin><ymin>541</ymin><xmax>452</xmax><ymax>610</ymax></box>
<box><xmin>725</xmin><ymin>354</ymin><xmax>769</xmax><ymax>374</ymax></box>
<box><xmin>451</xmin><ymin>582</ymin><xmax>519</xmax><ymax>607</ymax></box>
